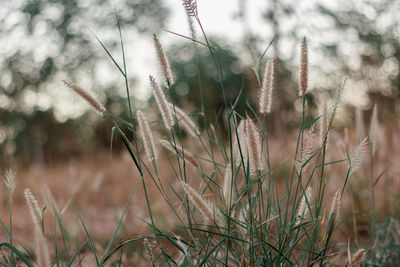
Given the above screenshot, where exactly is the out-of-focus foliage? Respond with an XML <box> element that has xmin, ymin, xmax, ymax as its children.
<box><xmin>167</xmin><ymin>41</ymin><xmax>250</xmax><ymax>127</ymax></box>
<box><xmin>1</xmin><ymin>0</ymin><xmax>399</xmax><ymax>163</ymax></box>
<box><xmin>318</xmin><ymin>1</ymin><xmax>400</xmax><ymax>109</ymax></box>
<box><xmin>0</xmin><ymin>0</ymin><xmax>169</xmax><ymax>162</ymax></box>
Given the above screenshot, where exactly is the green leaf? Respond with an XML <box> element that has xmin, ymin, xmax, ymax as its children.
<box><xmin>111</xmin><ymin>126</ymin><xmax>143</xmax><ymax>176</ymax></box>
<box><xmin>0</xmin><ymin>243</ymin><xmax>33</xmax><ymax>267</ymax></box>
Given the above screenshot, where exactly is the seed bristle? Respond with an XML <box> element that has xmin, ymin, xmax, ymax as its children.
<box><xmin>63</xmin><ymin>80</ymin><xmax>106</xmax><ymax>115</ymax></box>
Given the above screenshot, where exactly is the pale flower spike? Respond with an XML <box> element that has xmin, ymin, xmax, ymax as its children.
<box><xmin>349</xmin><ymin>137</ymin><xmax>368</xmax><ymax>176</ymax></box>
<box><xmin>233</xmin><ymin>120</ymin><xmax>248</xmax><ymax>167</ymax></box>
<box><xmin>181</xmin><ymin>181</ymin><xmax>214</xmax><ymax>223</ymax></box>
<box><xmin>299</xmin><ymin>37</ymin><xmax>308</xmax><ymax>96</ymax></box>
<box><xmin>63</xmin><ymin>80</ymin><xmax>106</xmax><ymax>116</ymax></box>
<box><xmin>369</xmin><ymin>103</ymin><xmax>378</xmax><ymax>155</ymax></box>
<box><xmin>153</xmin><ymin>34</ymin><xmax>174</xmax><ymax>87</ymax></box>
<box><xmin>222</xmin><ymin>164</ymin><xmax>233</xmax><ymax>209</ymax></box>
<box><xmin>245</xmin><ymin>118</ymin><xmax>263</xmax><ymax>175</ymax></box>
<box><xmin>150</xmin><ymin>75</ymin><xmax>174</xmax><ymax>130</ymax></box>
<box><xmin>136</xmin><ymin>110</ymin><xmax>158</xmax><ymax>161</ymax></box>
<box><xmin>259</xmin><ymin>59</ymin><xmax>274</xmax><ymax>114</ymax></box>
<box><xmin>296</xmin><ymin>187</ymin><xmax>312</xmax><ymax>225</ymax></box>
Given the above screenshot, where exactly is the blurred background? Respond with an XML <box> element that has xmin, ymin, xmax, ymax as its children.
<box><xmin>0</xmin><ymin>0</ymin><xmax>399</xmax><ymax>165</ymax></box>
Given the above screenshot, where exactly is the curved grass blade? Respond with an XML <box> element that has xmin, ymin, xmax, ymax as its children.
<box><xmin>87</xmin><ymin>27</ymin><xmax>125</xmax><ymax>77</ymax></box>
<box><xmin>111</xmin><ymin>126</ymin><xmax>143</xmax><ymax>176</ymax></box>
<box><xmin>198</xmin><ymin>238</ymin><xmax>224</xmax><ymax>266</ymax></box>
<box><xmin>74</xmin><ymin>209</ymin><xmax>99</xmax><ymax>266</ymax></box>
<box><xmin>99</xmin><ymin>192</ymin><xmax>133</xmax><ymax>265</ymax></box>
<box><xmin>102</xmin><ymin>236</ymin><xmax>152</xmax><ymax>263</ymax></box>
<box><xmin>67</xmin><ymin>240</ymin><xmax>88</xmax><ymax>267</ymax></box>
<box><xmin>0</xmin><ymin>243</ymin><xmax>33</xmax><ymax>267</ymax></box>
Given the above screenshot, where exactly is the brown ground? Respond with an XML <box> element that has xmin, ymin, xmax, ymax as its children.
<box><xmin>1</xmin><ymin>125</ymin><xmax>399</xmax><ymax>264</ymax></box>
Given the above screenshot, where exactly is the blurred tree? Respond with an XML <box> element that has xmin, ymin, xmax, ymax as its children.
<box><xmin>167</xmin><ymin>40</ymin><xmax>251</xmax><ymax>129</ymax></box>
<box><xmin>236</xmin><ymin>0</ymin><xmax>316</xmax><ymax>135</ymax></box>
<box><xmin>0</xmin><ymin>0</ymin><xmax>169</xmax><ymax>163</ymax></box>
<box><xmin>318</xmin><ymin>0</ymin><xmax>400</xmax><ymax>115</ymax></box>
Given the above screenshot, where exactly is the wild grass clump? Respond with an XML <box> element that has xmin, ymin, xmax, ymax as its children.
<box><xmin>1</xmin><ymin>2</ymin><xmax>391</xmax><ymax>266</ymax></box>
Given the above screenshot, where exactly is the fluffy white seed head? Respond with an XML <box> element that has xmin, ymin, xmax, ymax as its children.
<box><xmin>4</xmin><ymin>169</ymin><xmax>16</xmax><ymax>194</ymax></box>
<box><xmin>181</xmin><ymin>182</ymin><xmax>214</xmax><ymax>222</ymax></box>
<box><xmin>222</xmin><ymin>164</ymin><xmax>233</xmax><ymax>209</ymax></box>
<box><xmin>63</xmin><ymin>80</ymin><xmax>106</xmax><ymax>115</ymax></box>
<box><xmin>136</xmin><ymin>110</ymin><xmax>158</xmax><ymax>161</ymax></box>
<box><xmin>349</xmin><ymin>137</ymin><xmax>368</xmax><ymax>176</ymax></box>
<box><xmin>329</xmin><ymin>190</ymin><xmax>341</xmax><ymax>227</ymax></box>
<box><xmin>25</xmin><ymin>188</ymin><xmax>50</xmax><ymax>267</ymax></box>
<box><xmin>296</xmin><ymin>187</ymin><xmax>312</xmax><ymax>225</ymax></box>
<box><xmin>259</xmin><ymin>59</ymin><xmax>274</xmax><ymax>114</ymax></box>
<box><xmin>150</xmin><ymin>76</ymin><xmax>174</xmax><ymax>130</ymax></box>
<box><xmin>296</xmin><ymin>126</ymin><xmax>315</xmax><ymax>171</ymax></box>
<box><xmin>24</xmin><ymin>188</ymin><xmax>42</xmax><ymax>229</ymax></box>
<box><xmin>170</xmin><ymin>104</ymin><xmax>199</xmax><ymax>137</ymax></box>
<box><xmin>34</xmin><ymin>226</ymin><xmax>50</xmax><ymax>267</ymax></box>
<box><xmin>299</xmin><ymin>37</ymin><xmax>308</xmax><ymax>96</ymax></box>
<box><xmin>153</xmin><ymin>34</ymin><xmax>174</xmax><ymax>87</ymax></box>
<box><xmin>233</xmin><ymin>120</ymin><xmax>248</xmax><ymax>167</ymax></box>
<box><xmin>245</xmin><ymin>118</ymin><xmax>263</xmax><ymax>175</ymax></box>
<box><xmin>369</xmin><ymin>103</ymin><xmax>378</xmax><ymax>155</ymax></box>
<box><xmin>186</xmin><ymin>12</ymin><xmax>197</xmax><ymax>41</ymax></box>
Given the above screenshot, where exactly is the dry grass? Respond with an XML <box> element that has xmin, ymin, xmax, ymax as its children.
<box><xmin>1</xmin><ymin>122</ymin><xmax>399</xmax><ymax>264</ymax></box>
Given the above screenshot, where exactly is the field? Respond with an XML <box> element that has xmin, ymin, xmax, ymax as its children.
<box><xmin>1</xmin><ymin>2</ymin><xmax>400</xmax><ymax>266</ymax></box>
<box><xmin>2</xmin><ymin>106</ymin><xmax>400</xmax><ymax>265</ymax></box>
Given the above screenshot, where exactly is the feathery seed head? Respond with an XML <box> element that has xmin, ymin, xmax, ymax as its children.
<box><xmin>183</xmin><ymin>0</ymin><xmax>198</xmax><ymax>17</ymax></box>
<box><xmin>143</xmin><ymin>238</ymin><xmax>154</xmax><ymax>262</ymax></box>
<box><xmin>25</xmin><ymin>188</ymin><xmax>50</xmax><ymax>266</ymax></box>
<box><xmin>369</xmin><ymin>103</ymin><xmax>378</xmax><ymax>155</ymax></box>
<box><xmin>170</xmin><ymin>103</ymin><xmax>199</xmax><ymax>137</ymax></box>
<box><xmin>296</xmin><ymin>187</ymin><xmax>312</xmax><ymax>225</ymax></box>
<box><xmin>181</xmin><ymin>182</ymin><xmax>214</xmax><ymax>222</ymax></box>
<box><xmin>233</xmin><ymin>120</ymin><xmax>248</xmax><ymax>167</ymax></box>
<box><xmin>299</xmin><ymin>37</ymin><xmax>308</xmax><ymax>96</ymax></box>
<box><xmin>222</xmin><ymin>164</ymin><xmax>233</xmax><ymax>209</ymax></box>
<box><xmin>4</xmin><ymin>169</ymin><xmax>16</xmax><ymax>194</ymax></box>
<box><xmin>296</xmin><ymin>125</ymin><xmax>315</xmax><ymax>171</ymax></box>
<box><xmin>63</xmin><ymin>80</ymin><xmax>106</xmax><ymax>115</ymax></box>
<box><xmin>351</xmin><ymin>248</ymin><xmax>366</xmax><ymax>264</ymax></box>
<box><xmin>245</xmin><ymin>117</ymin><xmax>263</xmax><ymax>174</ymax></box>
<box><xmin>346</xmin><ymin>248</ymin><xmax>366</xmax><ymax>265</ymax></box>
<box><xmin>153</xmin><ymin>34</ymin><xmax>174</xmax><ymax>87</ymax></box>
<box><xmin>329</xmin><ymin>190</ymin><xmax>341</xmax><ymax>226</ymax></box>
<box><xmin>24</xmin><ymin>188</ymin><xmax>42</xmax><ymax>230</ymax></box>
<box><xmin>34</xmin><ymin>226</ymin><xmax>50</xmax><ymax>267</ymax></box>
<box><xmin>137</xmin><ymin>110</ymin><xmax>158</xmax><ymax>161</ymax></box>
<box><xmin>259</xmin><ymin>59</ymin><xmax>274</xmax><ymax>113</ymax></box>
<box><xmin>349</xmin><ymin>137</ymin><xmax>368</xmax><ymax>176</ymax></box>
<box><xmin>186</xmin><ymin>12</ymin><xmax>197</xmax><ymax>41</ymax></box>
<box><xmin>150</xmin><ymin>75</ymin><xmax>174</xmax><ymax>129</ymax></box>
